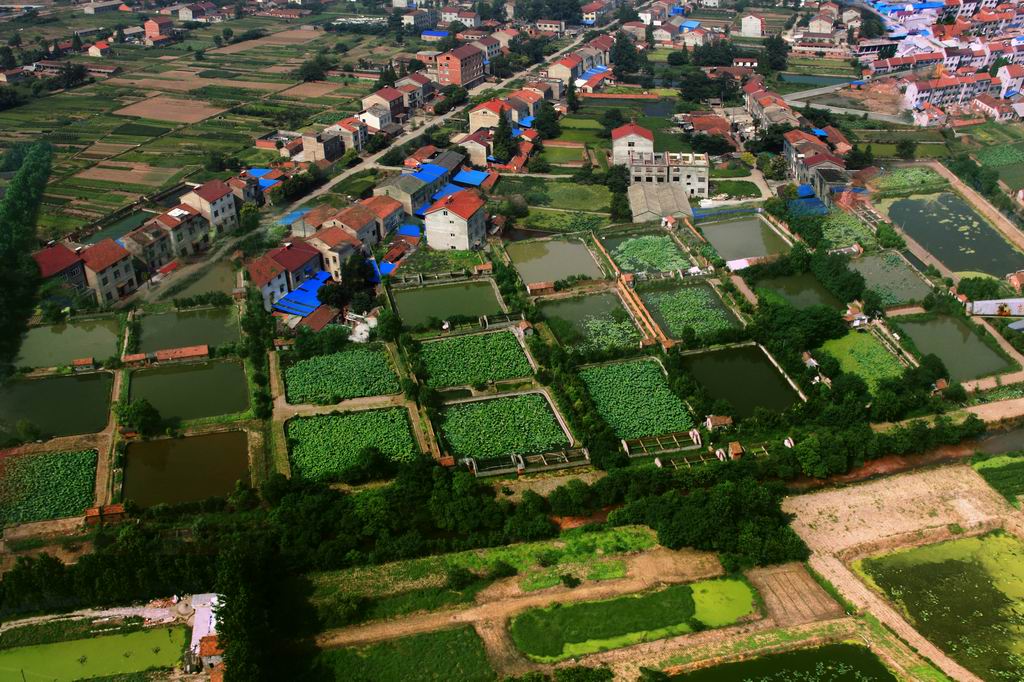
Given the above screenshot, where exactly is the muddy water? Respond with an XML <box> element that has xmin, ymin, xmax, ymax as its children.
<box><xmin>882</xmin><ymin>192</ymin><xmax>1024</xmax><ymax>277</ymax></box>
<box><xmin>138</xmin><ymin>307</ymin><xmax>239</xmax><ymax>353</ymax></box>
<box><xmin>129</xmin><ymin>361</ymin><xmax>248</xmax><ymax>422</ymax></box>
<box><xmin>16</xmin><ymin>317</ymin><xmax>121</xmax><ymax>368</ymax></box>
<box><xmin>681</xmin><ymin>345</ymin><xmax>799</xmax><ymax>417</ymax></box>
<box><xmin>898</xmin><ymin>315</ymin><xmax>1012</xmax><ymax>382</ymax></box>
<box><xmin>506</xmin><ymin>239</ymin><xmax>603</xmax><ymax>285</ymax></box>
<box><xmin>171</xmin><ymin>261</ymin><xmax>237</xmax><ymax>298</ymax></box>
<box><xmin>123</xmin><ymin>430</ymin><xmax>249</xmax><ymax>508</ymax></box>
<box><xmin>393</xmin><ymin>281</ymin><xmax>502</xmax><ymax>327</ymax></box>
<box><xmin>701</xmin><ymin>217</ymin><xmax>790</xmax><ymax>261</ymax></box>
<box><xmin>758</xmin><ymin>273</ymin><xmax>842</xmax><ymax>309</ymax></box>
<box><xmin>0</xmin><ymin>373</ymin><xmax>112</xmax><ymax>437</ymax></box>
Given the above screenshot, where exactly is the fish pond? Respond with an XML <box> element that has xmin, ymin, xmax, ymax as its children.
<box><xmin>855</xmin><ymin>532</ymin><xmax>1024</xmax><ymax>681</ymax></box>
<box><xmin>167</xmin><ymin>260</ymin><xmax>237</xmax><ymax>299</ymax></box>
<box><xmin>393</xmin><ymin>281</ymin><xmax>503</xmax><ymax>327</ymax></box>
<box><xmin>680</xmin><ymin>345</ymin><xmax>800</xmax><ymax>417</ymax></box>
<box><xmin>505</xmin><ymin>238</ymin><xmax>603</xmax><ymax>285</ymax></box>
<box><xmin>540</xmin><ymin>293</ymin><xmax>640</xmax><ymax>351</ymax></box>
<box><xmin>880</xmin><ymin>192</ymin><xmax>1024</xmax><ymax>277</ymax></box>
<box><xmin>699</xmin><ymin>216</ymin><xmax>791</xmax><ymax>262</ymax></box>
<box><xmin>129</xmin><ymin>360</ymin><xmax>249</xmax><ymax>422</ymax></box>
<box><xmin>82</xmin><ymin>209</ymin><xmax>156</xmax><ymax>245</ymax></box>
<box><xmin>850</xmin><ymin>251</ymin><xmax>933</xmax><ymax>307</ymax></box>
<box><xmin>756</xmin><ymin>272</ymin><xmax>842</xmax><ymax>309</ymax></box>
<box><xmin>0</xmin><ymin>373</ymin><xmax>112</xmax><ymax>438</ymax></box>
<box><xmin>137</xmin><ymin>307</ymin><xmax>239</xmax><ymax>353</ymax></box>
<box><xmin>638</xmin><ymin>281</ymin><xmax>740</xmax><ymax>341</ymax></box>
<box><xmin>896</xmin><ymin>315</ymin><xmax>1012</xmax><ymax>381</ymax></box>
<box><xmin>0</xmin><ymin>626</ymin><xmax>187</xmax><ymax>680</ymax></box>
<box><xmin>15</xmin><ymin>316</ymin><xmax>121</xmax><ymax>368</ymax></box>
<box><xmin>668</xmin><ymin>643</ymin><xmax>896</xmax><ymax>681</ymax></box>
<box><xmin>122</xmin><ymin>430</ymin><xmax>249</xmax><ymax>508</ymax></box>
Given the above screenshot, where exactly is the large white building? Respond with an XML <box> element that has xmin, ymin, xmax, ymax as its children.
<box><xmin>424</xmin><ymin>189</ymin><xmax>486</xmax><ymax>251</ymax></box>
<box><xmin>611</xmin><ymin>123</ymin><xmax>710</xmax><ymax>197</ymax></box>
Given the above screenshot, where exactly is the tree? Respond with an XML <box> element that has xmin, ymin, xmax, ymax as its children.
<box><xmin>527</xmin><ymin>155</ymin><xmax>550</xmax><ymax>172</ymax></box>
<box><xmin>762</xmin><ymin>34</ymin><xmax>789</xmax><ymax>71</ymax></box>
<box><xmin>213</xmin><ymin>35</ymin><xmax>223</xmax><ymax>48</ymax></box>
<box><xmin>566</xmin><ymin>78</ymin><xmax>580</xmax><ymax>112</ymax></box>
<box><xmin>375</xmin><ymin>63</ymin><xmax>397</xmax><ymax>88</ymax></box>
<box><xmin>610</xmin><ymin>192</ymin><xmax>631</xmax><ymax>221</ymax></box>
<box><xmin>666</xmin><ymin>49</ymin><xmax>689</xmax><ymax>66</ymax></box>
<box><xmin>896</xmin><ymin>138</ymin><xmax>917</xmax><ymax>160</ymax></box>
<box><xmin>57</xmin><ymin>62</ymin><xmax>88</xmax><ymax>90</ymax></box>
<box><xmin>71</xmin><ymin>33</ymin><xmax>82</xmax><ymax>52</ymax></box>
<box><xmin>115</xmin><ymin>398</ymin><xmax>162</xmax><ymax>436</ymax></box>
<box><xmin>0</xmin><ymin>46</ymin><xmax>15</xmax><ymax>70</ymax></box>
<box><xmin>317</xmin><ymin>281</ymin><xmax>351</xmax><ymax>310</ymax></box>
<box><xmin>222</xmin><ymin>27</ymin><xmax>234</xmax><ymax>42</ymax></box>
<box><xmin>491</xmin><ymin>110</ymin><xmax>517</xmax><ymax>163</ymax></box>
<box><xmin>598</xmin><ymin>107</ymin><xmax>625</xmax><ymax>138</ymax></box>
<box><xmin>844</xmin><ymin>144</ymin><xmax>874</xmax><ymax>170</ymax></box>
<box><xmin>239</xmin><ymin>204</ymin><xmax>260</xmax><ymax>233</ymax></box>
<box><xmin>534</xmin><ymin>101</ymin><xmax>561</xmax><ymax>139</ymax></box>
<box><xmin>610</xmin><ymin>31</ymin><xmax>642</xmax><ymax>78</ymax></box>
<box><xmin>296</xmin><ymin>54</ymin><xmax>334</xmax><ymax>82</ymax></box>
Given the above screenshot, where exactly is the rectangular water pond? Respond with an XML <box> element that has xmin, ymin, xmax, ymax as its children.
<box><xmin>137</xmin><ymin>307</ymin><xmax>239</xmax><ymax>353</ymax></box>
<box><xmin>680</xmin><ymin>345</ymin><xmax>800</xmax><ymax>417</ymax></box>
<box><xmin>897</xmin><ymin>314</ymin><xmax>1013</xmax><ymax>381</ymax></box>
<box><xmin>0</xmin><ymin>373</ymin><xmax>112</xmax><ymax>438</ymax></box>
<box><xmin>668</xmin><ymin>643</ymin><xmax>896</xmax><ymax>681</ymax></box>
<box><xmin>601</xmin><ymin>231</ymin><xmax>691</xmax><ymax>273</ymax></box>
<box><xmin>0</xmin><ymin>626</ymin><xmax>187</xmax><ymax>681</ymax></box>
<box><xmin>540</xmin><ymin>293</ymin><xmax>640</xmax><ymax>351</ymax></box>
<box><xmin>880</xmin><ymin>192</ymin><xmax>1024</xmax><ymax>277</ymax></box>
<box><xmin>638</xmin><ymin>281</ymin><xmax>739</xmax><ymax>341</ymax></box>
<box><xmin>393</xmin><ymin>281</ymin><xmax>503</xmax><ymax>328</ymax></box>
<box><xmin>700</xmin><ymin>216</ymin><xmax>791</xmax><ymax>262</ymax></box>
<box><xmin>506</xmin><ymin>238</ymin><xmax>603</xmax><ymax>285</ymax></box>
<box><xmin>129</xmin><ymin>360</ymin><xmax>249</xmax><ymax>422</ymax></box>
<box><xmin>82</xmin><ymin>210</ymin><xmax>156</xmax><ymax>245</ymax></box>
<box><xmin>123</xmin><ymin>430</ymin><xmax>249</xmax><ymax>508</ymax></box>
<box><xmin>757</xmin><ymin>273</ymin><xmax>842</xmax><ymax>309</ymax></box>
<box><xmin>15</xmin><ymin>317</ymin><xmax>121</xmax><ymax>368</ymax></box>
<box><xmin>168</xmin><ymin>260</ymin><xmax>237</xmax><ymax>299</ymax></box>
<box><xmin>850</xmin><ymin>251</ymin><xmax>933</xmax><ymax>307</ymax></box>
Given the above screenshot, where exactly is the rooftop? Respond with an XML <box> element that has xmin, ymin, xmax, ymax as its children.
<box><xmin>80</xmin><ymin>239</ymin><xmax>129</xmax><ymax>272</ymax></box>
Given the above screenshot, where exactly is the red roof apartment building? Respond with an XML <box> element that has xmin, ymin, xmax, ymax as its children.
<box><xmin>436</xmin><ymin>44</ymin><xmax>485</xmax><ymax>88</ymax></box>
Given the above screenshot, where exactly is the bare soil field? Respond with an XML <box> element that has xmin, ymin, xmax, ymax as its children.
<box><xmin>279</xmin><ymin>81</ymin><xmax>341</xmax><ymax>97</ymax></box>
<box><xmin>111</xmin><ymin>74</ymin><xmax>289</xmax><ymax>94</ymax></box>
<box><xmin>80</xmin><ymin>142</ymin><xmax>135</xmax><ymax>159</ymax></box>
<box><xmin>75</xmin><ymin>162</ymin><xmax>177</xmax><ymax>187</ymax></box>
<box><xmin>113</xmin><ymin>95</ymin><xmax>227</xmax><ymax>124</ymax></box>
<box><xmin>784</xmin><ymin>465</ymin><xmax>1016</xmax><ymax>557</ymax></box>
<box><xmin>211</xmin><ymin>28</ymin><xmax>321</xmax><ymax>54</ymax></box>
<box><xmin>745</xmin><ymin>563</ymin><xmax>843</xmax><ymax>627</ymax></box>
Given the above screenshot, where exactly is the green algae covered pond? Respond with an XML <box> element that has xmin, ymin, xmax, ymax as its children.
<box><xmin>668</xmin><ymin>643</ymin><xmax>897</xmax><ymax>681</ymax></box>
<box><xmin>540</xmin><ymin>292</ymin><xmax>640</xmax><ymax>351</ymax></box>
<box><xmin>757</xmin><ymin>272</ymin><xmax>842</xmax><ymax>309</ymax></box>
<box><xmin>896</xmin><ymin>315</ymin><xmax>1013</xmax><ymax>382</ymax></box>
<box><xmin>0</xmin><ymin>626</ymin><xmax>187</xmax><ymax>680</ymax></box>
<box><xmin>856</xmin><ymin>532</ymin><xmax>1024</xmax><ymax>681</ymax></box>
<box><xmin>0</xmin><ymin>373</ymin><xmax>112</xmax><ymax>438</ymax></box>
<box><xmin>15</xmin><ymin>317</ymin><xmax>121</xmax><ymax>368</ymax></box>
<box><xmin>880</xmin><ymin>192</ymin><xmax>1024</xmax><ymax>277</ymax></box>
<box><xmin>700</xmin><ymin>216</ymin><xmax>791</xmax><ymax>262</ymax></box>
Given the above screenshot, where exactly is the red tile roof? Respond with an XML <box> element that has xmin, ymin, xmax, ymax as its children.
<box><xmin>190</xmin><ymin>179</ymin><xmax>232</xmax><ymax>202</ymax></box>
<box><xmin>268</xmin><ymin>240</ymin><xmax>321</xmax><ymax>272</ymax></box>
<box><xmin>81</xmin><ymin>239</ymin><xmax>129</xmax><ymax>273</ymax></box>
<box><xmin>199</xmin><ymin>635</ymin><xmax>223</xmax><ymax>657</ymax></box>
<box><xmin>312</xmin><ymin>226</ymin><xmax>362</xmax><ymax>249</ymax></box>
<box><xmin>372</xmin><ymin>86</ymin><xmax>404</xmax><ymax>102</ymax></box>
<box><xmin>611</xmin><ymin>123</ymin><xmax>653</xmax><ymax>141</ymax></box>
<box><xmin>472</xmin><ymin>98</ymin><xmax>512</xmax><ymax>115</ymax></box>
<box><xmin>333</xmin><ymin>204</ymin><xmax>377</xmax><ymax>229</ymax></box>
<box><xmin>425</xmin><ymin>189</ymin><xmax>485</xmax><ymax>220</ymax></box>
<box><xmin>155</xmin><ymin>344</ymin><xmax>209</xmax><ymax>361</ymax></box>
<box><xmin>298</xmin><ymin>305</ymin><xmax>340</xmax><ymax>332</ymax></box>
<box><xmin>33</xmin><ymin>243</ymin><xmax>82</xmax><ymax>278</ymax></box>
<box><xmin>359</xmin><ymin>195</ymin><xmax>403</xmax><ymax>219</ymax></box>
<box><xmin>246</xmin><ymin>254</ymin><xmax>284</xmax><ymax>287</ymax></box>
<box><xmin>446</xmin><ymin>44</ymin><xmax>483</xmax><ymax>60</ymax></box>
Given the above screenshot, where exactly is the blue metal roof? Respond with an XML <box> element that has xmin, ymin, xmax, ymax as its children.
<box><xmin>519</xmin><ymin>115</ymin><xmax>535</xmax><ymax>128</ymax></box>
<box><xmin>432</xmin><ymin>183</ymin><xmax>462</xmax><ymax>201</ymax></box>
<box><xmin>367</xmin><ymin>258</ymin><xmax>398</xmax><ymax>283</ymax></box>
<box><xmin>413</xmin><ymin>202</ymin><xmax>432</xmax><ymax>217</ymax></box>
<box><xmin>797</xmin><ymin>184</ymin><xmax>815</xmax><ymax>198</ymax></box>
<box><xmin>397</xmin><ymin>224</ymin><xmax>421</xmax><ymax>237</ymax></box>
<box><xmin>453</xmin><ymin>169</ymin><xmax>488</xmax><ymax>187</ymax></box>
<box><xmin>278</xmin><ymin>207</ymin><xmax>310</xmax><ymax>225</ymax></box>
<box><xmin>422</xmin><ymin>30</ymin><xmax>448</xmax><ymax>37</ymax></box>
<box><xmin>247</xmin><ymin>168</ymin><xmax>272</xmax><ymax>178</ymax></box>
<box><xmin>682</xmin><ymin>19</ymin><xmax>700</xmax><ymax>29</ymax></box>
<box><xmin>272</xmin><ymin>271</ymin><xmax>331</xmax><ymax>317</ymax></box>
<box><xmin>409</xmin><ymin>162</ymin><xmax>447</xmax><ymax>184</ymax></box>
<box><xmin>259</xmin><ymin>178</ymin><xmax>280</xmax><ymax>190</ymax></box>
<box><xmin>788</xmin><ymin>197</ymin><xmax>828</xmax><ymax>216</ymax></box>
<box><xmin>811</xmin><ymin>127</ymin><xmax>828</xmax><ymax>137</ymax></box>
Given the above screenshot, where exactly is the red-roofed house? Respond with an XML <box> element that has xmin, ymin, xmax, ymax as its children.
<box><xmin>424</xmin><ymin>189</ymin><xmax>486</xmax><ymax>250</ymax></box>
<box><xmin>32</xmin><ymin>242</ymin><xmax>86</xmax><ymax>289</ymax></box>
<box><xmin>144</xmin><ymin>16</ymin><xmax>173</xmax><ymax>39</ymax></box>
<box><xmin>437</xmin><ymin>44</ymin><xmax>485</xmax><ymax>87</ymax></box>
<box><xmin>404</xmin><ymin>144</ymin><xmax>437</xmax><ymax>168</ymax></box>
<box><xmin>149</xmin><ymin>203</ymin><xmax>209</xmax><ymax>256</ymax></box>
<box><xmin>306</xmin><ymin>227</ymin><xmax>363</xmax><ymax>280</ymax></box>
<box><xmin>324</xmin><ymin>204</ymin><xmax>380</xmax><ymax>246</ymax></box>
<box><xmin>611</xmin><ymin>123</ymin><xmax>654</xmax><ymax>165</ymax></box>
<box><xmin>997</xmin><ymin>63</ymin><xmax>1024</xmax><ymax>98</ymax></box>
<box><xmin>247</xmin><ymin>255</ymin><xmax>288</xmax><ymax>310</ymax></box>
<box><xmin>88</xmin><ymin>41</ymin><xmax>111</xmax><ymax>57</ymax></box>
<box><xmin>265</xmin><ymin>240</ymin><xmax>322</xmax><ymax>294</ymax></box>
<box><xmin>298</xmin><ymin>305</ymin><xmax>342</xmax><ymax>332</ymax></box>
<box><xmin>469</xmin><ymin>99</ymin><xmax>519</xmax><ymax>133</ymax></box>
<box><xmin>81</xmin><ymin>239</ymin><xmax>137</xmax><ymax>304</ymax></box>
<box><xmin>361</xmin><ymin>87</ymin><xmax>406</xmax><ymax>119</ymax></box>
<box><xmin>181</xmin><ymin>180</ymin><xmax>237</xmax><ymax>236</ymax></box>
<box><xmin>359</xmin><ymin>195</ymin><xmax>406</xmax><ymax>237</ymax></box>
<box><xmin>740</xmin><ymin>14</ymin><xmax>766</xmax><ymax>37</ymax></box>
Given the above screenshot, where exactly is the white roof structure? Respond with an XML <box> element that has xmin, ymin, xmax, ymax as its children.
<box><xmin>189</xmin><ymin>593</ymin><xmax>220</xmax><ymax>654</ymax></box>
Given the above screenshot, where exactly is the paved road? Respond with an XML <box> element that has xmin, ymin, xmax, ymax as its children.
<box><xmin>781</xmin><ymin>82</ymin><xmax>850</xmax><ymax>102</ymax></box>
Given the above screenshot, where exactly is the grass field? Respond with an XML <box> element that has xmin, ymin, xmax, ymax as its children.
<box><xmin>397</xmin><ymin>248</ymin><xmax>483</xmax><ymax>275</ymax></box>
<box><xmin>316</xmin><ymin>626</ymin><xmax>495</xmax><ymax>681</ymax></box>
<box><xmin>522</xmin><ymin>208</ymin><xmax>611</xmax><ymax>231</ymax></box>
<box><xmin>973</xmin><ymin>453</ymin><xmax>1024</xmax><ymax>507</ymax></box>
<box><xmin>495</xmin><ymin>176</ymin><xmax>611</xmax><ymax>212</ymax></box>
<box><xmin>820</xmin><ymin>331</ymin><xmax>904</xmax><ymax>393</ymax></box>
<box><xmin>508</xmin><ymin>579</ymin><xmax>755</xmax><ymax>662</ymax></box>
<box><xmin>711</xmin><ymin>179</ymin><xmax>760</xmax><ymax>198</ymax></box>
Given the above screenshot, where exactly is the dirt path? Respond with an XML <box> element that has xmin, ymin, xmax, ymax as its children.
<box><xmin>885</xmin><ymin>304</ymin><xmax>925</xmax><ymax>317</ymax></box>
<box><xmin>730</xmin><ymin>275</ymin><xmax>758</xmax><ymax>306</ymax></box>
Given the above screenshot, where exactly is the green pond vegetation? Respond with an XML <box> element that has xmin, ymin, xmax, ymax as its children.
<box><xmin>580</xmin><ymin>359</ymin><xmax>693</xmax><ymax>439</ymax></box>
<box><xmin>285</xmin><ymin>346</ymin><xmax>400</xmax><ymax>404</ymax></box>
<box><xmin>508</xmin><ymin>578</ymin><xmax>756</xmax><ymax>662</ymax></box>
<box><xmin>441</xmin><ymin>394</ymin><xmax>569</xmax><ymax>458</ymax></box>
<box><xmin>420</xmin><ymin>332</ymin><xmax>532</xmax><ymax>388</ymax></box>
<box><xmin>287</xmin><ymin>409</ymin><xmax>418</xmax><ymax>482</ymax></box>
<box><xmin>820</xmin><ymin>331</ymin><xmax>904</xmax><ymax>394</ymax></box>
<box><xmin>973</xmin><ymin>452</ymin><xmax>1024</xmax><ymax>507</ymax></box>
<box><xmin>0</xmin><ymin>449</ymin><xmax>96</xmax><ymax>524</ymax></box>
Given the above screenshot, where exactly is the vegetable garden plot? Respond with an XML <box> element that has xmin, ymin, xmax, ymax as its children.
<box><xmin>421</xmin><ymin>332</ymin><xmax>531</xmax><ymax>388</ymax></box>
<box><xmin>287</xmin><ymin>409</ymin><xmax>418</xmax><ymax>481</ymax></box>
<box><xmin>285</xmin><ymin>346</ymin><xmax>400</xmax><ymax>404</ymax></box>
<box><xmin>441</xmin><ymin>394</ymin><xmax>569</xmax><ymax>458</ymax></box>
<box><xmin>638</xmin><ymin>282</ymin><xmax>739</xmax><ymax>340</ymax></box>
<box><xmin>0</xmin><ymin>450</ymin><xmax>97</xmax><ymax>524</ymax></box>
<box><xmin>604</xmin><ymin>233</ymin><xmax>690</xmax><ymax>272</ymax></box>
<box><xmin>580</xmin><ymin>360</ymin><xmax>693</xmax><ymax>439</ymax></box>
<box><xmin>820</xmin><ymin>331</ymin><xmax>904</xmax><ymax>394</ymax></box>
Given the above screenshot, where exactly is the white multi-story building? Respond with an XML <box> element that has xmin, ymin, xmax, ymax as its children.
<box><xmin>611</xmin><ymin>123</ymin><xmax>710</xmax><ymax>197</ymax></box>
<box><xmin>424</xmin><ymin>190</ymin><xmax>486</xmax><ymax>251</ymax></box>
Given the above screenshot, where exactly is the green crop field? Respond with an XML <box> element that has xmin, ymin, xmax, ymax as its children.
<box><xmin>287</xmin><ymin>409</ymin><xmax>418</xmax><ymax>481</ymax></box>
<box><xmin>639</xmin><ymin>282</ymin><xmax>739</xmax><ymax>340</ymax></box>
<box><xmin>856</xmin><ymin>533</ymin><xmax>1024</xmax><ymax>680</ymax></box>
<box><xmin>284</xmin><ymin>346</ymin><xmax>400</xmax><ymax>404</ymax></box>
<box><xmin>580</xmin><ymin>359</ymin><xmax>693</xmax><ymax>438</ymax></box>
<box><xmin>495</xmin><ymin>177</ymin><xmax>611</xmax><ymax>212</ymax></box>
<box><xmin>315</xmin><ymin>626</ymin><xmax>494</xmax><ymax>681</ymax></box>
<box><xmin>0</xmin><ymin>450</ymin><xmax>97</xmax><ymax>524</ymax></box>
<box><xmin>820</xmin><ymin>331</ymin><xmax>904</xmax><ymax>393</ymax></box>
<box><xmin>421</xmin><ymin>332</ymin><xmax>532</xmax><ymax>388</ymax></box>
<box><xmin>508</xmin><ymin>578</ymin><xmax>755</xmax><ymax>662</ymax></box>
<box><xmin>441</xmin><ymin>394</ymin><xmax>569</xmax><ymax>458</ymax></box>
<box><xmin>973</xmin><ymin>453</ymin><xmax>1024</xmax><ymax>507</ymax></box>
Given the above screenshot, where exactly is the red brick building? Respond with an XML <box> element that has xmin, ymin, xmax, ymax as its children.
<box><xmin>436</xmin><ymin>44</ymin><xmax>485</xmax><ymax>88</ymax></box>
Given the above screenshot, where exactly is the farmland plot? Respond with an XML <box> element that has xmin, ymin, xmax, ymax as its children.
<box><xmin>287</xmin><ymin>409</ymin><xmax>418</xmax><ymax>481</ymax></box>
<box><xmin>421</xmin><ymin>332</ymin><xmax>531</xmax><ymax>388</ymax></box>
<box><xmin>441</xmin><ymin>394</ymin><xmax>569</xmax><ymax>458</ymax></box>
<box><xmin>820</xmin><ymin>331</ymin><xmax>903</xmax><ymax>393</ymax></box>
<box><xmin>580</xmin><ymin>359</ymin><xmax>693</xmax><ymax>438</ymax></box>
<box><xmin>284</xmin><ymin>346</ymin><xmax>400</xmax><ymax>404</ymax></box>
<box><xmin>0</xmin><ymin>450</ymin><xmax>97</xmax><ymax>524</ymax></box>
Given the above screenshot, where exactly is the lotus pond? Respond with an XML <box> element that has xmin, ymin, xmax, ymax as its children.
<box><xmin>602</xmin><ymin>232</ymin><xmax>691</xmax><ymax>273</ymax></box>
<box><xmin>539</xmin><ymin>292</ymin><xmax>640</xmax><ymax>351</ymax></box>
<box><xmin>638</xmin><ymin>281</ymin><xmax>740</xmax><ymax>340</ymax></box>
<box><xmin>850</xmin><ymin>251</ymin><xmax>933</xmax><ymax>307</ymax></box>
